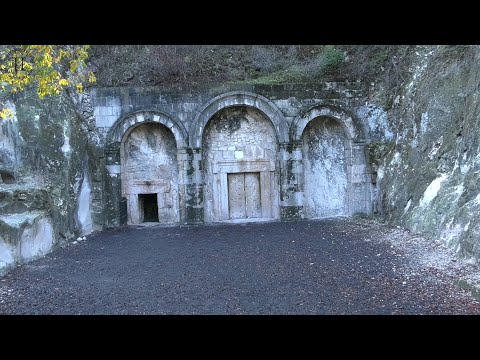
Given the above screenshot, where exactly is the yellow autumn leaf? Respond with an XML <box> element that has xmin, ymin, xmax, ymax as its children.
<box><xmin>70</xmin><ymin>60</ymin><xmax>78</xmax><ymax>73</ymax></box>
<box><xmin>0</xmin><ymin>45</ymin><xmax>94</xmax><ymax>120</ymax></box>
<box><xmin>0</xmin><ymin>108</ymin><xmax>13</xmax><ymax>119</ymax></box>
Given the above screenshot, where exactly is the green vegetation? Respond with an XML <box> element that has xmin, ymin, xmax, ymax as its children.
<box><xmin>88</xmin><ymin>45</ymin><xmax>416</xmax><ymax>90</ymax></box>
<box><xmin>245</xmin><ymin>45</ymin><xmax>345</xmax><ymax>85</ymax></box>
<box><xmin>1</xmin><ymin>45</ymin><xmax>425</xmax><ymax>118</ymax></box>
<box><xmin>90</xmin><ymin>45</ymin><xmax>353</xmax><ymax>86</ymax></box>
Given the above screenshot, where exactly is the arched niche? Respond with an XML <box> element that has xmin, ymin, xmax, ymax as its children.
<box><xmin>202</xmin><ymin>106</ymin><xmax>280</xmax><ymax>223</ymax></box>
<box><xmin>191</xmin><ymin>91</ymin><xmax>288</xmax><ymax>148</ymax></box>
<box><xmin>121</xmin><ymin>122</ymin><xmax>179</xmax><ymax>224</ymax></box>
<box><xmin>292</xmin><ymin>104</ymin><xmax>371</xmax><ymax>218</ymax></box>
<box><xmin>104</xmin><ymin>111</ymin><xmax>187</xmax><ymax>225</ymax></box>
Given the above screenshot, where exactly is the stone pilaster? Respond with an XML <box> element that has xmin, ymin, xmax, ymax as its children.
<box><xmin>350</xmin><ymin>142</ymin><xmax>372</xmax><ymax>214</ymax></box>
<box><xmin>182</xmin><ymin>148</ymin><xmax>204</xmax><ymax>224</ymax></box>
<box><xmin>103</xmin><ymin>142</ymin><xmax>122</xmax><ymax>228</ymax></box>
<box><xmin>279</xmin><ymin>142</ymin><xmax>304</xmax><ymax>220</ymax></box>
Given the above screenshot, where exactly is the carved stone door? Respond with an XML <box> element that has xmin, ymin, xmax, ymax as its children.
<box><xmin>227</xmin><ymin>172</ymin><xmax>262</xmax><ymax>220</ymax></box>
<box><xmin>244</xmin><ymin>173</ymin><xmax>262</xmax><ymax>218</ymax></box>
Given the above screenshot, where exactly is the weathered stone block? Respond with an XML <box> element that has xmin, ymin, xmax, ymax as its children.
<box><xmin>95</xmin><ymin>115</ymin><xmax>117</xmax><ymax>128</ymax></box>
<box><xmin>0</xmin><ymin>212</ymin><xmax>54</xmax><ymax>276</ymax></box>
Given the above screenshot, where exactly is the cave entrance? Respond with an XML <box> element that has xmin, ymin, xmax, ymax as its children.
<box><xmin>139</xmin><ymin>194</ymin><xmax>159</xmax><ymax>222</ymax></box>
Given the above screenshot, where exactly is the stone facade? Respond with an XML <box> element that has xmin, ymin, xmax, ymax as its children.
<box><xmin>0</xmin><ymin>81</ymin><xmax>385</xmax><ymax>275</ymax></box>
<box><xmin>90</xmin><ymin>83</ymin><xmax>374</xmax><ymax>226</ymax></box>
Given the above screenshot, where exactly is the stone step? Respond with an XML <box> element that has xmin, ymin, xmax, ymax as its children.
<box><xmin>0</xmin><ymin>211</ymin><xmax>54</xmax><ymax>276</ymax></box>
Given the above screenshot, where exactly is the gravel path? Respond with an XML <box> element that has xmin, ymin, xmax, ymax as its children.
<box><xmin>1</xmin><ymin>218</ymin><xmax>479</xmax><ymax>315</ymax></box>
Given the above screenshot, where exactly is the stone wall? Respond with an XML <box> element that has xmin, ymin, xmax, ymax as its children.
<box><xmin>91</xmin><ymin>82</ymin><xmax>375</xmax><ymax>228</ymax></box>
<box><xmin>1</xmin><ymin>81</ymin><xmax>383</xmax><ymax>275</ymax></box>
<box><xmin>303</xmin><ymin>117</ymin><xmax>349</xmax><ymax>218</ymax></box>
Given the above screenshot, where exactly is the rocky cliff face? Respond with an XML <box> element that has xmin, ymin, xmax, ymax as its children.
<box><xmin>0</xmin><ymin>93</ymin><xmax>94</xmax><ymax>274</ymax></box>
<box><xmin>373</xmin><ymin>45</ymin><xmax>480</xmax><ymax>262</ymax></box>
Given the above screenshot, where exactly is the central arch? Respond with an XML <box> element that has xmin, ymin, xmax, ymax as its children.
<box><xmin>192</xmin><ymin>92</ymin><xmax>287</xmax><ymax>223</ymax></box>
<box><xmin>191</xmin><ymin>92</ymin><xmax>288</xmax><ymax>148</ymax></box>
<box><xmin>201</xmin><ymin>106</ymin><xmax>280</xmax><ymax>223</ymax></box>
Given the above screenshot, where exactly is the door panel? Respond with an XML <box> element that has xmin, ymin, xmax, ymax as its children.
<box><xmin>227</xmin><ymin>172</ymin><xmax>262</xmax><ymax>220</ymax></box>
<box><xmin>245</xmin><ymin>172</ymin><xmax>261</xmax><ymax>218</ymax></box>
<box><xmin>228</xmin><ymin>173</ymin><xmax>246</xmax><ymax>219</ymax></box>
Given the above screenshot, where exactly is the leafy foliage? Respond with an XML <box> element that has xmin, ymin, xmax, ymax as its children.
<box><xmin>0</xmin><ymin>45</ymin><xmax>420</xmax><ymax>119</ymax></box>
<box><xmin>89</xmin><ymin>45</ymin><xmax>347</xmax><ymax>86</ymax></box>
<box><xmin>0</xmin><ymin>45</ymin><xmax>96</xmax><ymax>119</ymax></box>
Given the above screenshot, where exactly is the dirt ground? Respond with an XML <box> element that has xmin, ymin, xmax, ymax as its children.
<box><xmin>1</xmin><ymin>218</ymin><xmax>479</xmax><ymax>315</ymax></box>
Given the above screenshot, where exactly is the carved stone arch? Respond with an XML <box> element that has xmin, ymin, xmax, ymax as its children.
<box><xmin>291</xmin><ymin>102</ymin><xmax>372</xmax><ymax>218</ymax></box>
<box><xmin>190</xmin><ymin>91</ymin><xmax>289</xmax><ymax>148</ymax></box>
<box><xmin>106</xmin><ymin>110</ymin><xmax>188</xmax><ymax>148</ymax></box>
<box><xmin>290</xmin><ymin>103</ymin><xmax>365</xmax><ymax>143</ymax></box>
<box><xmin>103</xmin><ymin>110</ymin><xmax>187</xmax><ymax>227</ymax></box>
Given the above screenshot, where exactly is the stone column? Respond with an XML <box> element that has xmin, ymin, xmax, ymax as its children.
<box><xmin>103</xmin><ymin>142</ymin><xmax>122</xmax><ymax>228</ymax></box>
<box><xmin>182</xmin><ymin>148</ymin><xmax>204</xmax><ymax>224</ymax></box>
<box><xmin>279</xmin><ymin>142</ymin><xmax>304</xmax><ymax>220</ymax></box>
<box><xmin>89</xmin><ymin>147</ymin><xmax>106</xmax><ymax>232</ymax></box>
<box><xmin>350</xmin><ymin>141</ymin><xmax>372</xmax><ymax>214</ymax></box>
<box><xmin>177</xmin><ymin>148</ymin><xmax>188</xmax><ymax>223</ymax></box>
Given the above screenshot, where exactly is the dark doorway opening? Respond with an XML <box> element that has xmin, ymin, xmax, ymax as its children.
<box><xmin>139</xmin><ymin>193</ymin><xmax>159</xmax><ymax>222</ymax></box>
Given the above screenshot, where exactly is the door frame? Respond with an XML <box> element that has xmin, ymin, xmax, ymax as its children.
<box><xmin>227</xmin><ymin>172</ymin><xmax>262</xmax><ymax>220</ymax></box>
<box><xmin>212</xmin><ymin>160</ymin><xmax>276</xmax><ymax>221</ymax></box>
